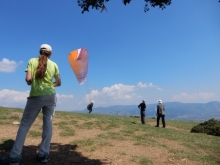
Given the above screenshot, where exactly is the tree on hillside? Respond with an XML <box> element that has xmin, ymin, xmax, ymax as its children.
<box><xmin>77</xmin><ymin>0</ymin><xmax>220</xmax><ymax>13</ymax></box>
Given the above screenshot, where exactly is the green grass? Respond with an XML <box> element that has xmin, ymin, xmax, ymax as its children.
<box><xmin>0</xmin><ymin>107</ymin><xmax>23</xmax><ymax>124</ymax></box>
<box><xmin>54</xmin><ymin>121</ymin><xmax>69</xmax><ymax>126</ymax></box>
<box><xmin>98</xmin><ymin>131</ymin><xmax>127</xmax><ymax>140</ymax></box>
<box><xmin>132</xmin><ymin>155</ymin><xmax>153</xmax><ymax>165</ymax></box>
<box><xmin>76</xmin><ymin>121</ymin><xmax>94</xmax><ymax>129</ymax></box>
<box><xmin>166</xmin><ymin>120</ymin><xmax>199</xmax><ymax>130</ymax></box>
<box><xmin>119</xmin><ymin>151</ymin><xmax>127</xmax><ymax>155</ymax></box>
<box><xmin>29</xmin><ymin>130</ymin><xmax>41</xmax><ymax>137</ymax></box>
<box><xmin>0</xmin><ymin>107</ymin><xmax>220</xmax><ymax>165</ymax></box>
<box><xmin>0</xmin><ymin>107</ymin><xmax>23</xmax><ymax>120</ymax></box>
<box><xmin>70</xmin><ymin>137</ymin><xmax>112</xmax><ymax>152</ymax></box>
<box><xmin>58</xmin><ymin>125</ymin><xmax>75</xmax><ymax>136</ymax></box>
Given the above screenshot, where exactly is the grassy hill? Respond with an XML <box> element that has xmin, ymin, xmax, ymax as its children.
<box><xmin>0</xmin><ymin>107</ymin><xmax>220</xmax><ymax>165</ymax></box>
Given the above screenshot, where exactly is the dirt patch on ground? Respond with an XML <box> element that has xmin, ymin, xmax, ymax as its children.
<box><xmin>0</xmin><ymin>114</ymin><xmax>206</xmax><ymax>165</ymax></box>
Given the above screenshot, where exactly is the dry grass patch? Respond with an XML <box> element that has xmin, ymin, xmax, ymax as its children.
<box><xmin>0</xmin><ymin>107</ymin><xmax>219</xmax><ymax>165</ymax></box>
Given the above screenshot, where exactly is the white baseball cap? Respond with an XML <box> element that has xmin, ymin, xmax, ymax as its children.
<box><xmin>158</xmin><ymin>100</ymin><xmax>162</xmax><ymax>104</ymax></box>
<box><xmin>91</xmin><ymin>101</ymin><xmax>94</xmax><ymax>103</ymax></box>
<box><xmin>40</xmin><ymin>44</ymin><xmax>52</xmax><ymax>52</ymax></box>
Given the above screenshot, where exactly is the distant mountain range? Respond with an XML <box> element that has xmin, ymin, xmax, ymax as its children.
<box><xmin>73</xmin><ymin>101</ymin><xmax>220</xmax><ymax>122</ymax></box>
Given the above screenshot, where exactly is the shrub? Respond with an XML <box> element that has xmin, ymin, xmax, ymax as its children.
<box><xmin>190</xmin><ymin>118</ymin><xmax>220</xmax><ymax>136</ymax></box>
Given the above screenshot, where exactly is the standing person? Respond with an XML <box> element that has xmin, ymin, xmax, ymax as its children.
<box><xmin>0</xmin><ymin>44</ymin><xmax>61</xmax><ymax>165</ymax></box>
<box><xmin>87</xmin><ymin>101</ymin><xmax>94</xmax><ymax>113</ymax></box>
<box><xmin>138</xmin><ymin>100</ymin><xmax>146</xmax><ymax>124</ymax></box>
<box><xmin>155</xmin><ymin>100</ymin><xmax>166</xmax><ymax>128</ymax></box>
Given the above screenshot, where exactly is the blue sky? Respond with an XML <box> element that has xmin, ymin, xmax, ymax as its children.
<box><xmin>0</xmin><ymin>0</ymin><xmax>219</xmax><ymax>111</ymax></box>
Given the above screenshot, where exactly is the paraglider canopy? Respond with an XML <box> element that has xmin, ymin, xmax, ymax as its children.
<box><xmin>68</xmin><ymin>48</ymin><xmax>88</xmax><ymax>85</ymax></box>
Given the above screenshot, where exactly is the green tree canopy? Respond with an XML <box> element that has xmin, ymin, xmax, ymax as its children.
<box><xmin>77</xmin><ymin>0</ymin><xmax>171</xmax><ymax>13</ymax></box>
<box><xmin>77</xmin><ymin>0</ymin><xmax>220</xmax><ymax>13</ymax></box>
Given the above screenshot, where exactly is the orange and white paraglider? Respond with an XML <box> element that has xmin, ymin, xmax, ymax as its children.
<box><xmin>68</xmin><ymin>48</ymin><xmax>88</xmax><ymax>85</ymax></box>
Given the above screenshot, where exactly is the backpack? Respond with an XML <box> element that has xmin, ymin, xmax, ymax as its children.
<box><xmin>158</xmin><ymin>104</ymin><xmax>164</xmax><ymax>114</ymax></box>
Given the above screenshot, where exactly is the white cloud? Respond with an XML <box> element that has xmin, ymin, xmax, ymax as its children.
<box><xmin>137</xmin><ymin>82</ymin><xmax>161</xmax><ymax>90</ymax></box>
<box><xmin>0</xmin><ymin>89</ymin><xmax>29</xmax><ymax>107</ymax></box>
<box><xmin>137</xmin><ymin>82</ymin><xmax>148</xmax><ymax>88</ymax></box>
<box><xmin>85</xmin><ymin>82</ymin><xmax>161</xmax><ymax>105</ymax></box>
<box><xmin>156</xmin><ymin>87</ymin><xmax>162</xmax><ymax>91</ymax></box>
<box><xmin>0</xmin><ymin>89</ymin><xmax>74</xmax><ymax>109</ymax></box>
<box><xmin>0</xmin><ymin>82</ymin><xmax>162</xmax><ymax>110</ymax></box>
<box><xmin>85</xmin><ymin>84</ymin><xmax>136</xmax><ymax>105</ymax></box>
<box><xmin>0</xmin><ymin>58</ymin><xmax>23</xmax><ymax>72</ymax></box>
<box><xmin>56</xmin><ymin>94</ymin><xmax>74</xmax><ymax>103</ymax></box>
<box><xmin>172</xmin><ymin>92</ymin><xmax>216</xmax><ymax>102</ymax></box>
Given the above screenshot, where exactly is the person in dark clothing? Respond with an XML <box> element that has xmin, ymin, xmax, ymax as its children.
<box><xmin>87</xmin><ymin>101</ymin><xmax>94</xmax><ymax>113</ymax></box>
<box><xmin>138</xmin><ymin>100</ymin><xmax>146</xmax><ymax>124</ymax></box>
<box><xmin>155</xmin><ymin>100</ymin><xmax>166</xmax><ymax>128</ymax></box>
